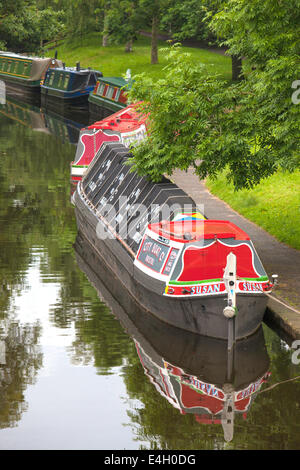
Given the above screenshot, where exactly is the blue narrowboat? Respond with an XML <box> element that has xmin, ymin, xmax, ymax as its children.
<box><xmin>41</xmin><ymin>63</ymin><xmax>102</xmax><ymax>108</ymax></box>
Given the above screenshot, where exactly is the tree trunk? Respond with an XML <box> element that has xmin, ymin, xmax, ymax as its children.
<box><xmin>151</xmin><ymin>15</ymin><xmax>159</xmax><ymax>65</ymax></box>
<box><xmin>125</xmin><ymin>39</ymin><xmax>133</xmax><ymax>53</ymax></box>
<box><xmin>102</xmin><ymin>34</ymin><xmax>108</xmax><ymax>47</ymax></box>
<box><xmin>231</xmin><ymin>55</ymin><xmax>243</xmax><ymax>81</ymax></box>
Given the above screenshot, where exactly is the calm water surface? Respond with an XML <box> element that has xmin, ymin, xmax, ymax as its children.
<box><xmin>0</xmin><ymin>94</ymin><xmax>300</xmax><ymax>450</ymax></box>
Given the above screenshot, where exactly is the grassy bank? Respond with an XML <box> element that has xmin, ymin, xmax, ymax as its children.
<box><xmin>50</xmin><ymin>32</ymin><xmax>231</xmax><ymax>81</ymax></box>
<box><xmin>206</xmin><ymin>170</ymin><xmax>300</xmax><ymax>250</ymax></box>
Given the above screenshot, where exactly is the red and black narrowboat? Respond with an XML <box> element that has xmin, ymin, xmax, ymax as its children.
<box><xmin>73</xmin><ymin>141</ymin><xmax>274</xmax><ymax>341</ymax></box>
<box><xmin>74</xmin><ymin>231</ymin><xmax>271</xmax><ymax>443</ymax></box>
<box><xmin>70</xmin><ymin>103</ymin><xmax>147</xmax><ymax>192</ymax></box>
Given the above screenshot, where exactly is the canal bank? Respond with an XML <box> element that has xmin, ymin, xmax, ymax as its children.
<box><xmin>171</xmin><ymin>168</ymin><xmax>300</xmax><ymax>342</ymax></box>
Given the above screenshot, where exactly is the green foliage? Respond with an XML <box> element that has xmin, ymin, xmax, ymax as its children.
<box><xmin>128</xmin><ymin>46</ymin><xmax>275</xmax><ymax>189</ymax></box>
<box><xmin>64</xmin><ymin>0</ymin><xmax>99</xmax><ymax>41</ymax></box>
<box><xmin>0</xmin><ymin>0</ymin><xmax>65</xmax><ymax>52</ymax></box>
<box><xmin>128</xmin><ymin>0</ymin><xmax>300</xmax><ymax>189</ymax></box>
<box><xmin>104</xmin><ymin>0</ymin><xmax>141</xmax><ymax>47</ymax></box>
<box><xmin>159</xmin><ymin>0</ymin><xmax>215</xmax><ymax>43</ymax></box>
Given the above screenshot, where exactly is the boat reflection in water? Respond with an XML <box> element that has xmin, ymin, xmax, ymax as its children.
<box><xmin>74</xmin><ymin>231</ymin><xmax>271</xmax><ymax>442</ymax></box>
<box><xmin>0</xmin><ymin>93</ymin><xmax>89</xmax><ymax>145</ymax></box>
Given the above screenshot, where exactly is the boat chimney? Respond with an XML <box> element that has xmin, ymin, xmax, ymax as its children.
<box><xmin>54</xmin><ymin>50</ymin><xmax>58</xmax><ymax>60</ymax></box>
<box><xmin>76</xmin><ymin>62</ymin><xmax>81</xmax><ymax>71</ymax></box>
<box><xmin>62</xmin><ymin>62</ymin><xmax>66</xmax><ymax>69</ymax></box>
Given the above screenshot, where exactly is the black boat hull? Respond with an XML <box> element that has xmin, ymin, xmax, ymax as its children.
<box><xmin>41</xmin><ymin>92</ymin><xmax>89</xmax><ymax>110</ymax></box>
<box><xmin>74</xmin><ymin>188</ymin><xmax>268</xmax><ymax>341</ymax></box>
<box><xmin>74</xmin><ymin>230</ymin><xmax>270</xmax><ymax>390</ymax></box>
<box><xmin>88</xmin><ymin>100</ymin><xmax>119</xmax><ymax>122</ymax></box>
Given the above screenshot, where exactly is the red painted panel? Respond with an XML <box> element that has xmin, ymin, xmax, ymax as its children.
<box><xmin>77</xmin><ymin>130</ymin><xmax>120</xmax><ymax>167</ymax></box>
<box><xmin>180</xmin><ymin>383</ymin><xmax>224</xmax><ymax>414</ymax></box>
<box><xmin>177</xmin><ymin>241</ymin><xmax>258</xmax><ymax>282</ymax></box>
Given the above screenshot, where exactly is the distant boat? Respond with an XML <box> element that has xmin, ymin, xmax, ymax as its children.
<box><xmin>0</xmin><ymin>51</ymin><xmax>62</xmax><ymax>95</ymax></box>
<box><xmin>41</xmin><ymin>62</ymin><xmax>102</xmax><ymax>109</ymax></box>
<box><xmin>88</xmin><ymin>70</ymin><xmax>133</xmax><ymax>119</ymax></box>
<box><xmin>73</xmin><ymin>141</ymin><xmax>274</xmax><ymax>341</ymax></box>
<box><xmin>70</xmin><ymin>103</ymin><xmax>147</xmax><ymax>192</ymax></box>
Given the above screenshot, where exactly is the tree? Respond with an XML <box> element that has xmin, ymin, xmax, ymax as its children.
<box><xmin>64</xmin><ymin>0</ymin><xmax>98</xmax><ymax>44</ymax></box>
<box><xmin>139</xmin><ymin>0</ymin><xmax>169</xmax><ymax>64</ymax></box>
<box><xmin>128</xmin><ymin>46</ymin><xmax>260</xmax><ymax>189</ymax></box>
<box><xmin>160</xmin><ymin>0</ymin><xmax>215</xmax><ymax>45</ymax></box>
<box><xmin>0</xmin><ymin>0</ymin><xmax>65</xmax><ymax>53</ymax></box>
<box><xmin>103</xmin><ymin>0</ymin><xmax>141</xmax><ymax>52</ymax></box>
<box><xmin>128</xmin><ymin>0</ymin><xmax>300</xmax><ymax>190</ymax></box>
<box><xmin>208</xmin><ymin>0</ymin><xmax>300</xmax><ymax>170</ymax></box>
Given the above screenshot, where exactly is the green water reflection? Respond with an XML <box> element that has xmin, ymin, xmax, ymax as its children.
<box><xmin>0</xmin><ymin>95</ymin><xmax>299</xmax><ymax>450</ymax></box>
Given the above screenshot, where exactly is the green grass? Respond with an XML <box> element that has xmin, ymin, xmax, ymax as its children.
<box><xmin>49</xmin><ymin>32</ymin><xmax>232</xmax><ymax>81</ymax></box>
<box><xmin>206</xmin><ymin>170</ymin><xmax>300</xmax><ymax>250</ymax></box>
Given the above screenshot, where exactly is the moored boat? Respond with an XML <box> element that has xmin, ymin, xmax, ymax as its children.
<box><xmin>0</xmin><ymin>51</ymin><xmax>61</xmax><ymax>95</ymax></box>
<box><xmin>41</xmin><ymin>63</ymin><xmax>102</xmax><ymax>109</ymax></box>
<box><xmin>70</xmin><ymin>103</ymin><xmax>147</xmax><ymax>191</ymax></box>
<box><xmin>73</xmin><ymin>141</ymin><xmax>274</xmax><ymax>341</ymax></box>
<box><xmin>88</xmin><ymin>72</ymin><xmax>132</xmax><ymax>119</ymax></box>
<box><xmin>74</xmin><ymin>230</ymin><xmax>271</xmax><ymax>442</ymax></box>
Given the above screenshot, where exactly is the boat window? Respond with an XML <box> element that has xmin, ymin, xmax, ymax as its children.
<box><xmin>10</xmin><ymin>61</ymin><xmax>16</xmax><ymax>73</ymax></box>
<box><xmin>63</xmin><ymin>74</ymin><xmax>69</xmax><ymax>89</ymax></box>
<box><xmin>58</xmin><ymin>73</ymin><xmax>64</xmax><ymax>88</ymax></box>
<box><xmin>115</xmin><ymin>89</ymin><xmax>121</xmax><ymax>101</ymax></box>
<box><xmin>97</xmin><ymin>83</ymin><xmax>105</xmax><ymax>96</ymax></box>
<box><xmin>48</xmin><ymin>72</ymin><xmax>55</xmax><ymax>86</ymax></box>
<box><xmin>106</xmin><ymin>86</ymin><xmax>114</xmax><ymax>99</ymax></box>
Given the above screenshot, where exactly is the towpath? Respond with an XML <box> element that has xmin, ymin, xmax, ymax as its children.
<box><xmin>171</xmin><ymin>168</ymin><xmax>300</xmax><ymax>340</ymax></box>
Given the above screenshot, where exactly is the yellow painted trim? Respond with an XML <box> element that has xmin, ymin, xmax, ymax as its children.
<box><xmin>0</xmin><ymin>70</ymin><xmax>30</xmax><ymax>78</ymax></box>
<box><xmin>0</xmin><ymin>56</ymin><xmax>32</xmax><ymax>63</ymax></box>
<box><xmin>0</xmin><ymin>109</ymin><xmax>30</xmax><ymax>128</ymax></box>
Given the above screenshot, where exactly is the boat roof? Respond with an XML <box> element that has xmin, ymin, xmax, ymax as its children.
<box><xmin>87</xmin><ymin>104</ymin><xmax>147</xmax><ymax>133</ymax></box>
<box><xmin>48</xmin><ymin>67</ymin><xmax>100</xmax><ymax>75</ymax></box>
<box><xmin>149</xmin><ymin>219</ymin><xmax>250</xmax><ymax>242</ymax></box>
<box><xmin>97</xmin><ymin>76</ymin><xmax>131</xmax><ymax>87</ymax></box>
<box><xmin>0</xmin><ymin>51</ymin><xmax>51</xmax><ymax>61</ymax></box>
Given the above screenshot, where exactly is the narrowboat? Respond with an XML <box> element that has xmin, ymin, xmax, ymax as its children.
<box><xmin>0</xmin><ymin>51</ymin><xmax>62</xmax><ymax>95</ymax></box>
<box><xmin>73</xmin><ymin>141</ymin><xmax>274</xmax><ymax>341</ymax></box>
<box><xmin>70</xmin><ymin>103</ymin><xmax>147</xmax><ymax>191</ymax></box>
<box><xmin>41</xmin><ymin>63</ymin><xmax>103</xmax><ymax>109</ymax></box>
<box><xmin>88</xmin><ymin>71</ymin><xmax>132</xmax><ymax>119</ymax></box>
<box><xmin>74</xmin><ymin>231</ymin><xmax>271</xmax><ymax>442</ymax></box>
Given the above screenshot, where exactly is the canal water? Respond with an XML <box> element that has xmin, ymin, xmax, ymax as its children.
<box><xmin>0</xmin><ymin>93</ymin><xmax>300</xmax><ymax>451</ymax></box>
